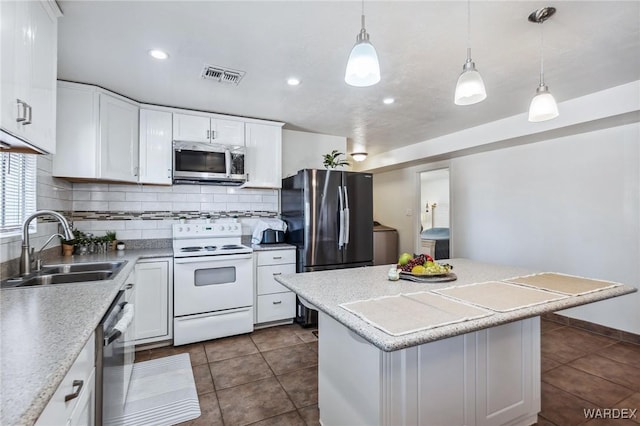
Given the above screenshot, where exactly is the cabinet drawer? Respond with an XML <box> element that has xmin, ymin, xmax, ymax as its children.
<box><xmin>257</xmin><ymin>263</ymin><xmax>295</xmax><ymax>295</ymax></box>
<box><xmin>257</xmin><ymin>292</ymin><xmax>296</xmax><ymax>323</ymax></box>
<box><xmin>256</xmin><ymin>249</ymin><xmax>296</xmax><ymax>266</ymax></box>
<box><xmin>36</xmin><ymin>333</ymin><xmax>95</xmax><ymax>425</ymax></box>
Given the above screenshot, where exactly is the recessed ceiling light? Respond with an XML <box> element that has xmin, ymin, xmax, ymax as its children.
<box><xmin>287</xmin><ymin>77</ymin><xmax>301</xmax><ymax>86</ymax></box>
<box><xmin>148</xmin><ymin>49</ymin><xmax>169</xmax><ymax>60</ymax></box>
<box><xmin>383</xmin><ymin>98</ymin><xmax>395</xmax><ymax>105</ymax></box>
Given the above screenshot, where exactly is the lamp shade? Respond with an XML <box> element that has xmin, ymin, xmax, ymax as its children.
<box><xmin>351</xmin><ymin>152</ymin><xmax>368</xmax><ymax>162</ymax></box>
<box><xmin>528</xmin><ymin>85</ymin><xmax>559</xmax><ymax>122</ymax></box>
<box><xmin>454</xmin><ymin>61</ymin><xmax>486</xmax><ymax>105</ymax></box>
<box><xmin>345</xmin><ymin>39</ymin><xmax>380</xmax><ymax>87</ymax></box>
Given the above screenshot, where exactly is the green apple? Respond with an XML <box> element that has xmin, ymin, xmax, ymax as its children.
<box><xmin>398</xmin><ymin>252</ymin><xmax>413</xmax><ymax>266</ymax></box>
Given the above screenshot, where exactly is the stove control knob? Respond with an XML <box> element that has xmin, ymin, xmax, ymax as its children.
<box><xmin>186</xmin><ymin>226</ymin><xmax>191</xmax><ymax>232</ymax></box>
<box><xmin>233</xmin><ymin>225</ymin><xmax>238</xmax><ymax>231</ymax></box>
<box><xmin>178</xmin><ymin>227</ymin><xmax>183</xmax><ymax>233</ymax></box>
<box><xmin>219</xmin><ymin>225</ymin><xmax>225</xmax><ymax>231</ymax></box>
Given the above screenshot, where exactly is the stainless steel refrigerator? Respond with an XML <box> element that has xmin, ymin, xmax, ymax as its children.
<box><xmin>281</xmin><ymin>169</ymin><xmax>373</xmax><ymax>326</ymax></box>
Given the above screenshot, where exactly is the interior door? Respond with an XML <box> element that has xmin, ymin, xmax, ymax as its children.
<box><xmin>343</xmin><ymin>171</ymin><xmax>373</xmax><ymax>265</ymax></box>
<box><xmin>303</xmin><ymin>169</ymin><xmax>343</xmax><ymax>268</ymax></box>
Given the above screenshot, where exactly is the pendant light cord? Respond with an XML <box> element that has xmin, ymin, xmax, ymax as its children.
<box><xmin>361</xmin><ymin>0</ymin><xmax>365</xmax><ymax>30</ymax></box>
<box><xmin>539</xmin><ymin>22</ymin><xmax>545</xmax><ymax>86</ymax></box>
<box><xmin>466</xmin><ymin>0</ymin><xmax>471</xmax><ymax>60</ymax></box>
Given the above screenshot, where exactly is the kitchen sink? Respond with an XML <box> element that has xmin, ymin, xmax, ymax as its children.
<box><xmin>1</xmin><ymin>261</ymin><xmax>127</xmax><ymax>289</ymax></box>
<box><xmin>40</xmin><ymin>261</ymin><xmax>125</xmax><ymax>274</ymax></box>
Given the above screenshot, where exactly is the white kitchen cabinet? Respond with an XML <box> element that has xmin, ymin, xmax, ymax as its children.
<box><xmin>36</xmin><ymin>333</ymin><xmax>96</xmax><ymax>426</ymax></box>
<box><xmin>255</xmin><ymin>249</ymin><xmax>296</xmax><ymax>325</ymax></box>
<box><xmin>318</xmin><ymin>314</ymin><xmax>540</xmax><ymax>426</ymax></box>
<box><xmin>0</xmin><ymin>0</ymin><xmax>61</xmax><ymax>153</ymax></box>
<box><xmin>53</xmin><ymin>81</ymin><xmax>139</xmax><ymax>182</ymax></box>
<box><xmin>139</xmin><ymin>109</ymin><xmax>172</xmax><ymax>185</ymax></box>
<box><xmin>172</xmin><ymin>112</ymin><xmax>244</xmax><ymax>146</ymax></box>
<box><xmin>134</xmin><ymin>258</ymin><xmax>173</xmax><ymax>344</ymax></box>
<box><xmin>244</xmin><ymin>122</ymin><xmax>284</xmax><ymax>188</ymax></box>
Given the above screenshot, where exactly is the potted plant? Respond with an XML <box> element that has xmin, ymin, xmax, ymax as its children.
<box><xmin>105</xmin><ymin>230</ymin><xmax>117</xmax><ymax>251</ymax></box>
<box><xmin>322</xmin><ymin>150</ymin><xmax>350</xmax><ymax>169</ymax></box>
<box><xmin>60</xmin><ymin>237</ymin><xmax>76</xmax><ymax>256</ymax></box>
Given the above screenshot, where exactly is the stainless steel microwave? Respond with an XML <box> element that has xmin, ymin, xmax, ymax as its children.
<box><xmin>172</xmin><ymin>141</ymin><xmax>246</xmax><ymax>186</ymax></box>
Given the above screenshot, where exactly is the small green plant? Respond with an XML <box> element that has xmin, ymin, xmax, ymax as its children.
<box><xmin>105</xmin><ymin>231</ymin><xmax>117</xmax><ymax>241</ymax></box>
<box><xmin>322</xmin><ymin>150</ymin><xmax>350</xmax><ymax>169</ymax></box>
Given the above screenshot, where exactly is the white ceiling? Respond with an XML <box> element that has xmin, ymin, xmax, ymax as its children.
<box><xmin>57</xmin><ymin>1</ymin><xmax>640</xmax><ymax>157</ymax></box>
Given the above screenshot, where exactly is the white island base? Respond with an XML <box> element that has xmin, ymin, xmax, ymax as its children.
<box><xmin>319</xmin><ymin>312</ymin><xmax>541</xmax><ymax>426</ymax></box>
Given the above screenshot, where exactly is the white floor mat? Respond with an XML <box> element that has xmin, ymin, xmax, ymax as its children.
<box><xmin>111</xmin><ymin>353</ymin><xmax>200</xmax><ymax>426</ymax></box>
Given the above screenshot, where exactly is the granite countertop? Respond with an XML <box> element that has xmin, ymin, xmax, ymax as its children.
<box><xmin>0</xmin><ymin>248</ymin><xmax>173</xmax><ymax>426</ymax></box>
<box><xmin>274</xmin><ymin>258</ymin><xmax>637</xmax><ymax>352</ymax></box>
<box><xmin>251</xmin><ymin>243</ymin><xmax>296</xmax><ymax>252</ymax></box>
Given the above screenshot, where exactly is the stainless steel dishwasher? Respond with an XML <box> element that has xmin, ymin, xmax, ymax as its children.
<box><xmin>95</xmin><ymin>282</ymin><xmax>135</xmax><ymax>426</ymax></box>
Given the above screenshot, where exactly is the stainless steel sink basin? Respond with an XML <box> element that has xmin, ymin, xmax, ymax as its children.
<box><xmin>1</xmin><ymin>261</ymin><xmax>127</xmax><ymax>289</ymax></box>
<box><xmin>41</xmin><ymin>261</ymin><xmax>125</xmax><ymax>274</ymax></box>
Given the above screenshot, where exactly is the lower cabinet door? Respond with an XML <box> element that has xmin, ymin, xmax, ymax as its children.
<box><xmin>256</xmin><ymin>292</ymin><xmax>296</xmax><ymax>323</ymax></box>
<box><xmin>134</xmin><ymin>260</ymin><xmax>171</xmax><ymax>342</ymax></box>
<box><xmin>67</xmin><ymin>368</ymin><xmax>96</xmax><ymax>426</ymax></box>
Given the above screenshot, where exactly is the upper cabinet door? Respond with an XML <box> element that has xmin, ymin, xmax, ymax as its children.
<box><xmin>211</xmin><ymin>118</ymin><xmax>244</xmax><ymax>147</ymax></box>
<box><xmin>139</xmin><ymin>109</ymin><xmax>172</xmax><ymax>185</ymax></box>
<box><xmin>99</xmin><ymin>94</ymin><xmax>139</xmax><ymax>181</ymax></box>
<box><xmin>244</xmin><ymin>123</ymin><xmax>283</xmax><ymax>188</ymax></box>
<box><xmin>172</xmin><ymin>113</ymin><xmax>210</xmax><ymax>143</ymax></box>
<box><xmin>0</xmin><ymin>0</ymin><xmax>59</xmax><ymax>153</ymax></box>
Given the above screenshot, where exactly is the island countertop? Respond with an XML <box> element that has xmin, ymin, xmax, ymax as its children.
<box><xmin>274</xmin><ymin>259</ymin><xmax>637</xmax><ymax>352</ymax></box>
<box><xmin>0</xmin><ymin>248</ymin><xmax>173</xmax><ymax>426</ymax></box>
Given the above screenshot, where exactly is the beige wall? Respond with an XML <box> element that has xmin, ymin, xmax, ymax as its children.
<box><xmin>372</xmin><ymin>122</ymin><xmax>640</xmax><ymax>334</ymax></box>
<box><xmin>282</xmin><ymin>129</ymin><xmax>348</xmax><ymax>178</ymax></box>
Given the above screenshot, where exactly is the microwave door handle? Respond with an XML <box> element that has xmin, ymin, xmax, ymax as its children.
<box><xmin>225</xmin><ymin>150</ymin><xmax>231</xmax><ymax>177</ymax></box>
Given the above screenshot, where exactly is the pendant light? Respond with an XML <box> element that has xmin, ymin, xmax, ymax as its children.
<box><xmin>454</xmin><ymin>0</ymin><xmax>486</xmax><ymax>105</ymax></box>
<box><xmin>351</xmin><ymin>152</ymin><xmax>368</xmax><ymax>162</ymax></box>
<box><xmin>528</xmin><ymin>7</ymin><xmax>559</xmax><ymax>122</ymax></box>
<box><xmin>345</xmin><ymin>0</ymin><xmax>380</xmax><ymax>87</ymax></box>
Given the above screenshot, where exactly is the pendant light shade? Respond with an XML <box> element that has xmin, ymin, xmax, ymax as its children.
<box><xmin>454</xmin><ymin>57</ymin><xmax>487</xmax><ymax>105</ymax></box>
<box><xmin>528</xmin><ymin>84</ymin><xmax>559</xmax><ymax>122</ymax></box>
<box><xmin>528</xmin><ymin>7</ymin><xmax>558</xmax><ymax>122</ymax></box>
<box><xmin>454</xmin><ymin>0</ymin><xmax>486</xmax><ymax>105</ymax></box>
<box><xmin>345</xmin><ymin>3</ymin><xmax>380</xmax><ymax>87</ymax></box>
<box><xmin>351</xmin><ymin>152</ymin><xmax>368</xmax><ymax>162</ymax></box>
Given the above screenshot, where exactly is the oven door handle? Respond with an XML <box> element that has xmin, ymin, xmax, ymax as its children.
<box><xmin>174</xmin><ymin>253</ymin><xmax>253</xmax><ymax>264</ymax></box>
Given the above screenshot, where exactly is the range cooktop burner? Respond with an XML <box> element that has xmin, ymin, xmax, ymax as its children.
<box><xmin>181</xmin><ymin>246</ymin><xmax>203</xmax><ymax>252</ymax></box>
<box><xmin>221</xmin><ymin>244</ymin><xmax>244</xmax><ymax>250</ymax></box>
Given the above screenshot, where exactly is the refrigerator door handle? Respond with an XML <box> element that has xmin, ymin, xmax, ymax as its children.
<box><xmin>343</xmin><ymin>185</ymin><xmax>350</xmax><ymax>245</ymax></box>
<box><xmin>338</xmin><ymin>186</ymin><xmax>345</xmax><ymax>248</ymax></box>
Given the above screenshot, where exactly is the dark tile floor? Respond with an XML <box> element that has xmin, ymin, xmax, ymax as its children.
<box><xmin>135</xmin><ymin>324</ymin><xmax>320</xmax><ymax>426</ymax></box>
<box><xmin>538</xmin><ymin>319</ymin><xmax>640</xmax><ymax>426</ymax></box>
<box><xmin>135</xmin><ymin>319</ymin><xmax>639</xmax><ymax>426</ymax></box>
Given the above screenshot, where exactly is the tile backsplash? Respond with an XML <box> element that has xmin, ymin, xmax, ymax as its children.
<box><xmin>1</xmin><ymin>163</ymin><xmax>280</xmax><ymax>266</ymax></box>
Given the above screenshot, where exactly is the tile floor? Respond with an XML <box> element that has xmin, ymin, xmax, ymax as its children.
<box><xmin>135</xmin><ymin>319</ymin><xmax>639</xmax><ymax>426</ymax></box>
<box><xmin>135</xmin><ymin>324</ymin><xmax>320</xmax><ymax>426</ymax></box>
<box><xmin>538</xmin><ymin>318</ymin><xmax>640</xmax><ymax>426</ymax></box>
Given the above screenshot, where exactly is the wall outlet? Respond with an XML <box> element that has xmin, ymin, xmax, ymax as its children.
<box><xmin>405</xmin><ymin>208</ymin><xmax>413</xmax><ymax>216</ymax></box>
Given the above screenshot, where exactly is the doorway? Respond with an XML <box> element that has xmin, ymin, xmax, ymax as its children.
<box><xmin>416</xmin><ymin>168</ymin><xmax>450</xmax><ymax>259</ymax></box>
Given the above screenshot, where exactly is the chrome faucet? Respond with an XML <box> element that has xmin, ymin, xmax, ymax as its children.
<box><xmin>20</xmin><ymin>210</ymin><xmax>74</xmax><ymax>275</ymax></box>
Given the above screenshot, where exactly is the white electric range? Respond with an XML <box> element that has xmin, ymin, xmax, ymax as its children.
<box><xmin>172</xmin><ymin>220</ymin><xmax>254</xmax><ymax>345</ymax></box>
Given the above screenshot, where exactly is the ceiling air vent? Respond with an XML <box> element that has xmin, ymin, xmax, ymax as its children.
<box><xmin>201</xmin><ymin>65</ymin><xmax>245</xmax><ymax>86</ymax></box>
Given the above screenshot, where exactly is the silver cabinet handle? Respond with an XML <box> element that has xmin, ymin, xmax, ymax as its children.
<box><xmin>167</xmin><ymin>168</ymin><xmax>172</xmax><ymax>178</ymax></box>
<box><xmin>206</xmin><ymin>129</ymin><xmax>210</xmax><ymax>140</ymax></box>
<box><xmin>16</xmin><ymin>99</ymin><xmax>27</xmax><ymax>123</ymax></box>
<box><xmin>64</xmin><ymin>380</ymin><xmax>84</xmax><ymax>402</ymax></box>
<box><xmin>273</xmin><ymin>256</ymin><xmax>282</xmax><ymax>260</ymax></box>
<box><xmin>125</xmin><ymin>283</ymin><xmax>134</xmax><ymax>290</ymax></box>
<box><xmin>23</xmin><ymin>104</ymin><xmax>32</xmax><ymax>125</ymax></box>
<box><xmin>211</xmin><ymin>130</ymin><xmax>216</xmax><ymax>139</ymax></box>
<box><xmin>272</xmin><ymin>301</ymin><xmax>282</xmax><ymax>305</ymax></box>
<box><xmin>272</xmin><ymin>272</ymin><xmax>282</xmax><ymax>276</ymax></box>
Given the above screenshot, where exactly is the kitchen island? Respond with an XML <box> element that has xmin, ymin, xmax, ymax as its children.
<box><xmin>275</xmin><ymin>259</ymin><xmax>637</xmax><ymax>426</ymax></box>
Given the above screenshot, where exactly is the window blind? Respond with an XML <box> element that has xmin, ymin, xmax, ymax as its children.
<box><xmin>1</xmin><ymin>152</ymin><xmax>37</xmax><ymax>235</ymax></box>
